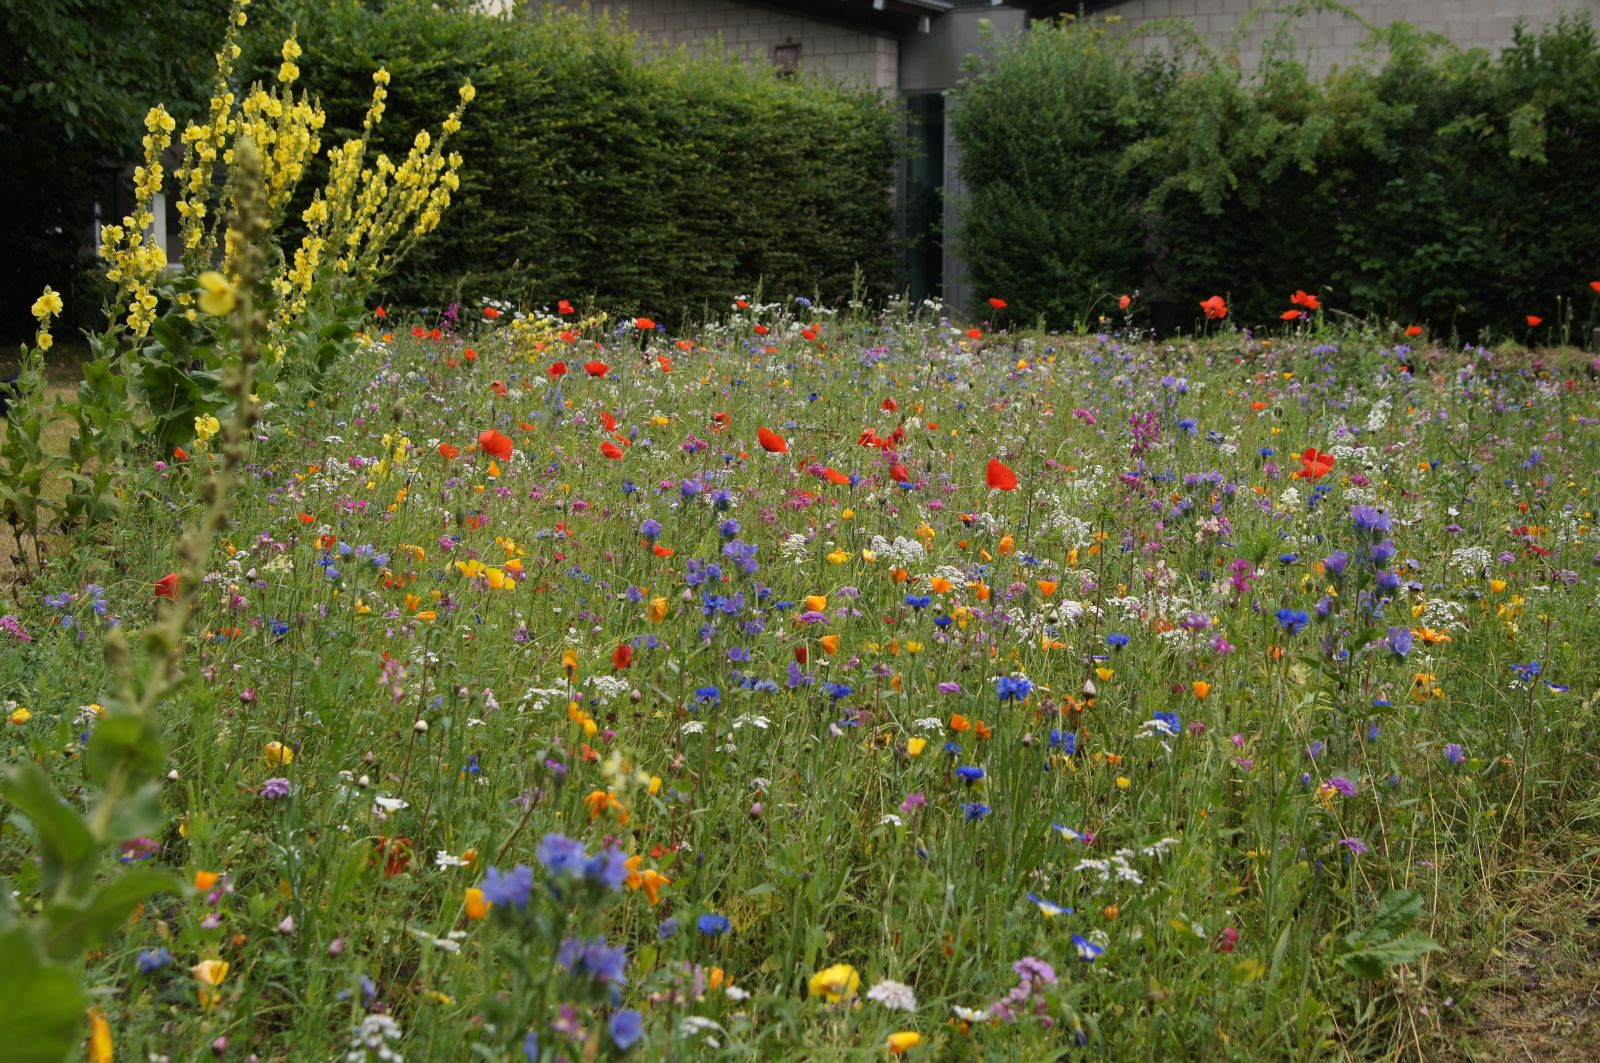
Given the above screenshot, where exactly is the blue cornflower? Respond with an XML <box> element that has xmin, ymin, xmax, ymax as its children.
<box><xmin>480</xmin><ymin>864</ymin><xmax>534</xmax><ymax>911</ymax></box>
<box><xmin>137</xmin><ymin>947</ymin><xmax>173</xmax><ymax>973</ymax></box>
<box><xmin>1106</xmin><ymin>633</ymin><xmax>1130</xmax><ymax>649</ymax></box>
<box><xmin>1048</xmin><ymin>729</ymin><xmax>1077</xmax><ymax>755</ymax></box>
<box><xmin>695</xmin><ymin>686</ymin><xmax>721</xmax><ymax>704</ymax></box>
<box><xmin>1510</xmin><ymin>661</ymin><xmax>1541</xmax><ymax>683</ymax></box>
<box><xmin>609</xmin><ymin>1009</ymin><xmax>644</xmax><ymax>1051</ymax></box>
<box><xmin>963</xmin><ymin>802</ymin><xmax>991</xmax><ymax>821</ymax></box>
<box><xmin>956</xmin><ymin>765</ymin><xmax>985</xmax><ymax>783</ymax></box>
<box><xmin>658</xmin><ymin>918</ymin><xmax>680</xmax><ymax>940</ymax></box>
<box><xmin>697</xmin><ymin>912</ymin><xmax>730</xmax><ymax>936</ymax></box>
<box><xmin>639</xmin><ymin>518</ymin><xmax>662</xmax><ymax>541</ymax></box>
<box><xmin>536</xmin><ymin>833</ymin><xmax>587</xmax><ymax>876</ymax></box>
<box><xmin>996</xmin><ymin>675</ymin><xmax>1032</xmax><ymax>702</ymax></box>
<box><xmin>825</xmin><ymin>682</ymin><xmax>852</xmax><ymax>700</ymax></box>
<box><xmin>1152</xmin><ymin>710</ymin><xmax>1181</xmax><ymax>735</ymax></box>
<box><xmin>904</xmin><ymin>594</ymin><xmax>932</xmax><ymax>609</ymax></box>
<box><xmin>1444</xmin><ymin>743</ymin><xmax>1465</xmax><ymax>765</ymax></box>
<box><xmin>1274</xmin><ymin>608</ymin><xmax>1310</xmax><ymax>634</ymax></box>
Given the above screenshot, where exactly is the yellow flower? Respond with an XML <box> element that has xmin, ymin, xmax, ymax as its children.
<box><xmin>804</xmin><ymin>595</ymin><xmax>828</xmax><ymax>612</ymax></box>
<box><xmin>808</xmin><ymin>963</ymin><xmax>861</xmax><ymax>1003</ymax></box>
<box><xmin>191</xmin><ymin>958</ymin><xmax>229</xmax><ymax>1008</ymax></box>
<box><xmin>464</xmin><ymin>887</ymin><xmax>490</xmax><ymax>920</ymax></box>
<box><xmin>197</xmin><ymin>270</ymin><xmax>236</xmax><ymax>316</ymax></box>
<box><xmin>7</xmin><ymin>706</ymin><xmax>31</xmax><ymax>726</ymax></box>
<box><xmin>88</xmin><ymin>1009</ymin><xmax>112</xmax><ymax>1063</ymax></box>
<box><xmin>264</xmin><ymin>741</ymin><xmax>293</xmax><ymax>766</ymax></box>
<box><xmin>648</xmin><ymin>596</ymin><xmax>668</xmax><ymax>622</ymax></box>
<box><xmin>30</xmin><ymin>287</ymin><xmax>63</xmax><ymax>320</ymax></box>
<box><xmin>906</xmin><ymin>737</ymin><xmax>927</xmax><ymax>757</ymax></box>
<box><xmin>1192</xmin><ymin>680</ymin><xmax>1211</xmax><ymax>699</ymax></box>
<box><xmin>194</xmin><ymin>414</ymin><xmax>221</xmax><ymax>443</ymax></box>
<box><xmin>1115</xmin><ymin>776</ymin><xmax>1130</xmax><ymax>790</ymax></box>
<box><xmin>887</xmin><ymin>1031</ymin><xmax>922</xmax><ymax>1054</ymax></box>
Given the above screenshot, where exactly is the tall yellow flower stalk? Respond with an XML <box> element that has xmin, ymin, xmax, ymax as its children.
<box><xmin>274</xmin><ymin>77</ymin><xmax>472</xmax><ymax>334</ymax></box>
<box><xmin>174</xmin><ymin>0</ymin><xmax>249</xmax><ymax>269</ymax></box>
<box><xmin>98</xmin><ymin>105</ymin><xmax>177</xmax><ymax>338</ymax></box>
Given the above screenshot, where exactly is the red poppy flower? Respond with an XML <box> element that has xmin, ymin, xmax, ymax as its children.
<box><xmin>757</xmin><ymin>427</ymin><xmax>788</xmax><ymax>454</ymax></box>
<box><xmin>965</xmin><ymin>328</ymin><xmax>982</xmax><ymax>340</ymax></box>
<box><xmin>478</xmin><ymin>429</ymin><xmax>513</xmax><ymax>461</ymax></box>
<box><xmin>463</xmin><ymin>348</ymin><xmax>477</xmax><ymax>360</ymax></box>
<box><xmin>374</xmin><ymin>306</ymin><xmax>387</xmax><ymax>319</ymax></box>
<box><xmin>794</xmin><ymin>645</ymin><xmax>808</xmax><ymax>664</ymax></box>
<box><xmin>1290</xmin><ymin>290</ymin><xmax>1321</xmax><ymax>310</ymax></box>
<box><xmin>154</xmin><ymin>573</ymin><xmax>179</xmax><ymax>599</ymax></box>
<box><xmin>754</xmin><ymin>324</ymin><xmax>769</xmax><ymax>336</ymax></box>
<box><xmin>173</xmin><ymin>446</ymin><xmax>187</xmax><ymax>462</ymax></box>
<box><xmin>1590</xmin><ymin>281</ymin><xmax>1600</xmax><ymax>293</ymax></box>
<box><xmin>483</xmin><ymin>306</ymin><xmax>501</xmax><ymax>319</ymax></box>
<box><xmin>612</xmin><ymin>644</ymin><xmax>634</xmax><ymax>670</ymax></box>
<box><xmin>675</xmin><ymin>339</ymin><xmax>693</xmax><ymax>351</ymax></box>
<box><xmin>1200</xmin><ymin>295</ymin><xmax>1228</xmax><ymax>320</ymax></box>
<box><xmin>881</xmin><ymin>398</ymin><xmax>898</xmax><ymax>412</ymax></box>
<box><xmin>429</xmin><ymin>328</ymin><xmax>442</xmax><ymax>341</ymax></box>
<box><xmin>658</xmin><ymin>355</ymin><xmax>672</xmax><ymax>372</ymax></box>
<box><xmin>411</xmin><ymin>326</ymin><xmax>426</xmax><ymax>338</ymax></box>
<box><xmin>600</xmin><ymin>411</ymin><xmax>617</xmax><ymax>432</ymax></box>
<box><xmin>801</xmin><ymin>327</ymin><xmax>817</xmax><ymax>341</ymax></box>
<box><xmin>986</xmin><ymin>458</ymin><xmax>1018</xmax><ymax>491</ymax></box>
<box><xmin>735</xmin><ymin>299</ymin><xmax>749</xmax><ymax>309</ymax></box>
<box><xmin>1526</xmin><ymin>315</ymin><xmax>1543</xmax><ymax>327</ymax></box>
<box><xmin>822</xmin><ymin>467</ymin><xmax>850</xmax><ymax>485</ymax></box>
<box><xmin>634</xmin><ymin>317</ymin><xmax>656</xmax><ymax>331</ymax></box>
<box><xmin>297</xmin><ymin>512</ymin><xmax>315</xmax><ymax>524</ymax></box>
<box><xmin>988</xmin><ymin>297</ymin><xmax>1007</xmax><ymax>309</ymax></box>
<box><xmin>1118</xmin><ymin>294</ymin><xmax>1132</xmax><ymax>310</ymax></box>
<box><xmin>439</xmin><ymin>443</ymin><xmax>459</xmax><ymax>460</ymax></box>
<box><xmin>1292</xmin><ymin>447</ymin><xmax>1335</xmax><ymax>479</ymax></box>
<box><xmin>558</xmin><ymin>299</ymin><xmax>575</xmax><ymax>316</ymax></box>
<box><xmin>890</xmin><ymin>463</ymin><xmax>910</xmax><ymax>482</ymax></box>
<box><xmin>1281</xmin><ymin>309</ymin><xmax>1303</xmax><ymax>321</ymax></box>
<box><xmin>600</xmin><ymin>441</ymin><xmax>624</xmax><ymax>460</ymax></box>
<box><xmin>548</xmin><ymin>361</ymin><xmax>568</xmax><ymax>378</ymax></box>
<box><xmin>710</xmin><ymin>411</ymin><xmax>730</xmax><ymax>433</ymax></box>
<box><xmin>584</xmin><ymin>360</ymin><xmax>609</xmax><ymax>377</ymax></box>
<box><xmin>1404</xmin><ymin>325</ymin><xmax>1422</xmax><ymax>337</ymax></box>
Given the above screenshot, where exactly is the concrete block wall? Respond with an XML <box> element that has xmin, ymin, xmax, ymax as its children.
<box><xmin>540</xmin><ymin>0</ymin><xmax>899</xmax><ymax>90</ymax></box>
<box><xmin>1096</xmin><ymin>0</ymin><xmax>1600</xmax><ymax>73</ymax></box>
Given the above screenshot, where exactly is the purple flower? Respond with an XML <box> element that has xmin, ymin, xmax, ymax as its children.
<box><xmin>259</xmin><ymin>777</ymin><xmax>291</xmax><ymax>799</ymax></box>
<box><xmin>481</xmin><ymin>864</ymin><xmax>534</xmax><ymax>910</ymax></box>
<box><xmin>1385</xmin><ymin>626</ymin><xmax>1413</xmax><ymax>658</ymax></box>
<box><xmin>609</xmin><ymin>1009</ymin><xmax>643</xmax><ymax>1051</ymax></box>
<box><xmin>1338</xmin><ymin>837</ymin><xmax>1367</xmax><ymax>856</ymax></box>
<box><xmin>1444</xmin><ymin>743</ymin><xmax>1465</xmax><ymax>765</ymax></box>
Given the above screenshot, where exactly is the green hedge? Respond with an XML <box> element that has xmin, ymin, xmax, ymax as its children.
<box><xmin>244</xmin><ymin>1</ymin><xmax>897</xmax><ymax>318</ymax></box>
<box><xmin>950</xmin><ymin>13</ymin><xmax>1600</xmax><ymax>339</ymax></box>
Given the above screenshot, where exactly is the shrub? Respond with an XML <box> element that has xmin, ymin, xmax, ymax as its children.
<box><xmin>951</xmin><ymin>11</ymin><xmax>1600</xmax><ymax>339</ymax></box>
<box><xmin>246</xmin><ymin>1</ymin><xmax>899</xmax><ymax>317</ymax></box>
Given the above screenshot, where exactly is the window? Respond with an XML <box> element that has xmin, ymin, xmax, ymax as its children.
<box><xmin>773</xmin><ymin>42</ymin><xmax>801</xmax><ymax>76</ymax></box>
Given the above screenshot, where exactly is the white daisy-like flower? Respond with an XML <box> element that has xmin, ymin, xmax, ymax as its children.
<box><xmin>866</xmin><ymin>979</ymin><xmax>917</xmax><ymax>1012</ymax></box>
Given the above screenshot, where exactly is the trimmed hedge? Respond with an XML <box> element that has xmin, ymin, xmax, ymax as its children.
<box><xmin>246</xmin><ymin>1</ymin><xmax>898</xmax><ymax>317</ymax></box>
<box><xmin>950</xmin><ymin>13</ymin><xmax>1600</xmax><ymax>339</ymax></box>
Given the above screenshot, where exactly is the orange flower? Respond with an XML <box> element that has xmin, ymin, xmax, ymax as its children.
<box><xmin>1193</xmin><ymin>680</ymin><xmax>1211</xmax><ymax>699</ymax></box>
<box><xmin>600</xmin><ymin>441</ymin><xmax>624</xmax><ymax>460</ymax></box>
<box><xmin>625</xmin><ymin>855</ymin><xmax>672</xmax><ymax>904</ymax></box>
<box><xmin>949</xmin><ymin>713</ymin><xmax>971</xmax><ymax>733</ymax></box>
<box><xmin>1200</xmin><ymin>295</ymin><xmax>1228</xmax><ymax>320</ymax></box>
<box><xmin>438</xmin><ymin>443</ymin><xmax>459</xmax><ymax>460</ymax></box>
<box><xmin>1118</xmin><ymin>293</ymin><xmax>1132</xmax><ymax>310</ymax></box>
<box><xmin>584</xmin><ymin>789</ymin><xmax>629</xmax><ymax>824</ymax></box>
<box><xmin>1290</xmin><ymin>289</ymin><xmax>1320</xmax><ymax>310</ymax></box>
<box><xmin>757</xmin><ymin>427</ymin><xmax>788</xmax><ymax>453</ymax></box>
<box><xmin>988</xmin><ymin>297</ymin><xmax>1007</xmax><ymax>309</ymax></box>
<box><xmin>634</xmin><ymin>317</ymin><xmax>656</xmax><ymax>331</ymax></box>
<box><xmin>465</xmin><ymin>887</ymin><xmax>490</xmax><ymax>919</ymax></box>
<box><xmin>558</xmin><ymin>299</ymin><xmax>575</xmax><ymax>315</ymax></box>
<box><xmin>584</xmin><ymin>359</ymin><xmax>609</xmax><ymax>377</ymax></box>
<box><xmin>1525</xmin><ymin>314</ymin><xmax>1543</xmax><ymax>328</ymax></box>
<box><xmin>819</xmin><ymin>634</ymin><xmax>841</xmax><ymax>655</ymax></box>
<box><xmin>1037</xmin><ymin>580</ymin><xmax>1058</xmax><ymax>597</ymax></box>
<box><xmin>1404</xmin><ymin>325</ymin><xmax>1422</xmax><ymax>337</ymax></box>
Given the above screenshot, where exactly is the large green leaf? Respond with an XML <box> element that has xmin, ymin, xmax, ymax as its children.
<box><xmin>1</xmin><ymin>763</ymin><xmax>97</xmax><ymax>897</ymax></box>
<box><xmin>40</xmin><ymin>867</ymin><xmax>181</xmax><ymax>961</ymax></box>
<box><xmin>0</xmin><ymin>927</ymin><xmax>87</xmax><ymax>1063</ymax></box>
<box><xmin>1338</xmin><ymin>930</ymin><xmax>1444</xmax><ymax>980</ymax></box>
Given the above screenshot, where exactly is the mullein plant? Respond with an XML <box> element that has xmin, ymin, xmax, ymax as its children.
<box><xmin>50</xmin><ymin>0</ymin><xmax>473</xmax><ymax>531</ymax></box>
<box><xmin>0</xmin><ymin>136</ymin><xmax>268</xmax><ymax>1063</ymax></box>
<box><xmin>0</xmin><ymin>288</ymin><xmax>65</xmax><ymax>577</ymax></box>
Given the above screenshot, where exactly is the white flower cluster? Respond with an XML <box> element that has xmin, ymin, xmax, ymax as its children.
<box><xmin>868</xmin><ymin>535</ymin><xmax>926</xmax><ymax>565</ymax></box>
<box><xmin>345</xmin><ymin>1014</ymin><xmax>404</xmax><ymax>1063</ymax></box>
<box><xmin>584</xmin><ymin>675</ymin><xmax>632</xmax><ymax>704</ymax></box>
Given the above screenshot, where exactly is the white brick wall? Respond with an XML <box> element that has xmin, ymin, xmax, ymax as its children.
<box><xmin>539</xmin><ymin>0</ymin><xmax>899</xmax><ymax>90</ymax></box>
<box><xmin>1098</xmin><ymin>0</ymin><xmax>1600</xmax><ymax>73</ymax></box>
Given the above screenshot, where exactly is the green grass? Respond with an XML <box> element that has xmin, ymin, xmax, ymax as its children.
<box><xmin>1</xmin><ymin>309</ymin><xmax>1597</xmax><ymax>1060</ymax></box>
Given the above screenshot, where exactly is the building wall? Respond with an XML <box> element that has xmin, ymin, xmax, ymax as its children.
<box><xmin>540</xmin><ymin>0</ymin><xmax>899</xmax><ymax>90</ymax></box>
<box><xmin>1097</xmin><ymin>0</ymin><xmax>1600</xmax><ymax>73</ymax></box>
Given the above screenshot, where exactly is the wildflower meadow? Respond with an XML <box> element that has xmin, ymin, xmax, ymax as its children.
<box><xmin>4</xmin><ymin>6</ymin><xmax>1600</xmax><ymax>1063</ymax></box>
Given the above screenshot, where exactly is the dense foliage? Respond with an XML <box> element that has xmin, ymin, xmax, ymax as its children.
<box><xmin>952</xmin><ymin>11</ymin><xmax>1600</xmax><ymax>338</ymax></box>
<box><xmin>244</xmin><ymin>1</ymin><xmax>899</xmax><ymax>318</ymax></box>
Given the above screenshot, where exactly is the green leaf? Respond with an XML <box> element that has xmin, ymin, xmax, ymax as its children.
<box><xmin>1338</xmin><ymin>931</ymin><xmax>1443</xmax><ymax>980</ymax></box>
<box><xmin>1</xmin><ymin>763</ymin><xmax>97</xmax><ymax>896</ymax></box>
<box><xmin>40</xmin><ymin>867</ymin><xmax>181</xmax><ymax>961</ymax></box>
<box><xmin>1345</xmin><ymin>887</ymin><xmax>1425</xmax><ymax>949</ymax></box>
<box><xmin>0</xmin><ymin>927</ymin><xmax>88</xmax><ymax>1063</ymax></box>
<box><xmin>84</xmin><ymin>714</ymin><xmax>164</xmax><ymax>784</ymax></box>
